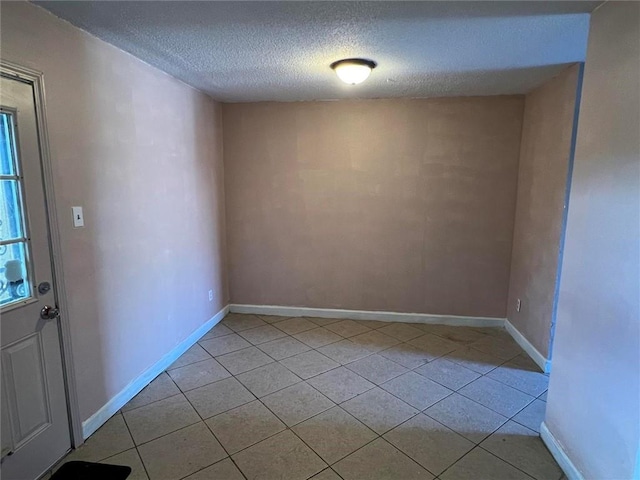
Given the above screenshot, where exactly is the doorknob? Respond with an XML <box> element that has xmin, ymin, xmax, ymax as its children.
<box><xmin>40</xmin><ymin>305</ymin><xmax>60</xmax><ymax>320</ymax></box>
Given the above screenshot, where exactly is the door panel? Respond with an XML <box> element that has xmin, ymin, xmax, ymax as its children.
<box><xmin>1</xmin><ymin>75</ymin><xmax>71</xmax><ymax>479</ymax></box>
<box><xmin>3</xmin><ymin>333</ymin><xmax>51</xmax><ymax>446</ymax></box>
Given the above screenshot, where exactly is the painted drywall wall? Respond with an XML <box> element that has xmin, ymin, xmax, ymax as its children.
<box><xmin>1</xmin><ymin>2</ymin><xmax>228</xmax><ymax>423</ymax></box>
<box><xmin>506</xmin><ymin>64</ymin><xmax>580</xmax><ymax>359</ymax></box>
<box><xmin>223</xmin><ymin>97</ymin><xmax>524</xmax><ymax>318</ymax></box>
<box><xmin>544</xmin><ymin>2</ymin><xmax>640</xmax><ymax>478</ymax></box>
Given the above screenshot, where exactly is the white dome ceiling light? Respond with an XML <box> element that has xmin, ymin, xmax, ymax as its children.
<box><xmin>330</xmin><ymin>58</ymin><xmax>377</xmax><ymax>85</ymax></box>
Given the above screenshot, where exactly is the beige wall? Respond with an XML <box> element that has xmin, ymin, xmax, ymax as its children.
<box><xmin>507</xmin><ymin>64</ymin><xmax>580</xmax><ymax>359</ymax></box>
<box><xmin>224</xmin><ymin>97</ymin><xmax>524</xmax><ymax>318</ymax></box>
<box><xmin>545</xmin><ymin>2</ymin><xmax>640</xmax><ymax>478</ymax></box>
<box><xmin>1</xmin><ymin>2</ymin><xmax>228</xmax><ymax>423</ymax></box>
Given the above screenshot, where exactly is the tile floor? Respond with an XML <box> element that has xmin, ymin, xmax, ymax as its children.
<box><xmin>47</xmin><ymin>314</ymin><xmax>562</xmax><ymax>480</ymax></box>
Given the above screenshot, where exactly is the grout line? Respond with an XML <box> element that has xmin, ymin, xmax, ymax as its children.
<box><xmin>476</xmin><ymin>445</ymin><xmax>539</xmax><ymax>479</ymax></box>
<box><xmin>173</xmin><ymin>456</ymin><xmax>248</xmax><ymax>480</ymax></box>
<box><xmin>119</xmin><ymin>410</ymin><xmax>152</xmax><ymax>480</ymax></box>
<box><xmin>120</xmin><ymin>388</ymin><xmax>187</xmax><ymax>414</ymax></box>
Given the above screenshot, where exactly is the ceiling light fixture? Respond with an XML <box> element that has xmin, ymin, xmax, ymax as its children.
<box><xmin>330</xmin><ymin>58</ymin><xmax>377</xmax><ymax>85</ymax></box>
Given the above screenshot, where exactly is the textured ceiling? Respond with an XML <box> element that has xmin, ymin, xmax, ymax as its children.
<box><xmin>34</xmin><ymin>1</ymin><xmax>599</xmax><ymax>102</ymax></box>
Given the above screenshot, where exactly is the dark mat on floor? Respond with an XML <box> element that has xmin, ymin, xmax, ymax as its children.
<box><xmin>50</xmin><ymin>461</ymin><xmax>131</xmax><ymax>480</ymax></box>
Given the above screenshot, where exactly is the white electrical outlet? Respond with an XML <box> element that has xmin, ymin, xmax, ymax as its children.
<box><xmin>516</xmin><ymin>298</ymin><xmax>522</xmax><ymax>312</ymax></box>
<box><xmin>208</xmin><ymin>290</ymin><xmax>213</xmax><ymax>302</ymax></box>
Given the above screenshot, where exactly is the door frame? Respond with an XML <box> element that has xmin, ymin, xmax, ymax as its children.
<box><xmin>0</xmin><ymin>61</ymin><xmax>83</xmax><ymax>449</ymax></box>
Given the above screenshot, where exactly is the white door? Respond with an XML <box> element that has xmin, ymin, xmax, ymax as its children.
<box><xmin>0</xmin><ymin>75</ymin><xmax>71</xmax><ymax>479</ymax></box>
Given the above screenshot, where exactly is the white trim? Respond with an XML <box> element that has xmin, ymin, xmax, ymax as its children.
<box><xmin>229</xmin><ymin>304</ymin><xmax>505</xmax><ymax>327</ymax></box>
<box><xmin>540</xmin><ymin>422</ymin><xmax>585</xmax><ymax>480</ymax></box>
<box><xmin>505</xmin><ymin>319</ymin><xmax>551</xmax><ymax>373</ymax></box>
<box><xmin>81</xmin><ymin>305</ymin><xmax>229</xmax><ymax>439</ymax></box>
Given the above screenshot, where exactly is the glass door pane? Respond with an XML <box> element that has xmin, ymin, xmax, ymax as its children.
<box><xmin>0</xmin><ymin>180</ymin><xmax>24</xmax><ymax>240</ymax></box>
<box><xmin>0</xmin><ymin>242</ymin><xmax>30</xmax><ymax>305</ymax></box>
<box><xmin>0</xmin><ymin>112</ymin><xmax>16</xmax><ymax>176</ymax></box>
<box><xmin>0</xmin><ymin>111</ymin><xmax>31</xmax><ymax>307</ymax></box>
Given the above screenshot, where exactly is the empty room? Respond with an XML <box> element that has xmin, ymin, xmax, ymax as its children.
<box><xmin>0</xmin><ymin>1</ymin><xmax>638</xmax><ymax>479</ymax></box>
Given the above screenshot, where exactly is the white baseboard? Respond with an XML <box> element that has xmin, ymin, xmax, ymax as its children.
<box><xmin>81</xmin><ymin>305</ymin><xmax>229</xmax><ymax>439</ymax></box>
<box><xmin>540</xmin><ymin>422</ymin><xmax>584</xmax><ymax>480</ymax></box>
<box><xmin>229</xmin><ymin>304</ymin><xmax>505</xmax><ymax>327</ymax></box>
<box><xmin>505</xmin><ymin>319</ymin><xmax>551</xmax><ymax>373</ymax></box>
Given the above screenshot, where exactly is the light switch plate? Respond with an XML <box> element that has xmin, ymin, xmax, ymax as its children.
<box><xmin>72</xmin><ymin>206</ymin><xmax>84</xmax><ymax>227</ymax></box>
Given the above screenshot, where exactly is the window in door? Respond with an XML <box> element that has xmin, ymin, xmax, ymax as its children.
<box><xmin>0</xmin><ymin>110</ymin><xmax>32</xmax><ymax>307</ymax></box>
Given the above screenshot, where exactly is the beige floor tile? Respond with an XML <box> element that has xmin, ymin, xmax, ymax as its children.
<box><xmin>261</xmin><ymin>382</ymin><xmax>335</xmax><ymax>426</ymax></box>
<box><xmin>384</xmin><ymin>413</ymin><xmax>474</xmax><ymax>476</ymax></box>
<box><xmin>198</xmin><ymin>333</ymin><xmax>251</xmax><ymax>357</ymax></box>
<box><xmin>235</xmin><ymin>362</ymin><xmax>301</xmax><ymax>397</ymax></box>
<box><xmin>237</xmin><ymin>324</ymin><xmax>288</xmax><ymax>345</ymax></box>
<box><xmin>378</xmin><ymin>344</ymin><xmax>434</xmax><ymax>369</ymax></box>
<box><xmin>293</xmin><ymin>327</ymin><xmax>343</xmax><ymax>348</ymax></box>
<box><xmin>182</xmin><ymin>458</ymin><xmax>245</xmax><ymax>480</ymax></box>
<box><xmin>280</xmin><ymin>350</ymin><xmax>340</xmax><ymax>379</ymax></box>
<box><xmin>487</xmin><ymin>355</ymin><xmax>549</xmax><ymax>397</ymax></box>
<box><xmin>469</xmin><ymin>335</ymin><xmax>523</xmax><ymax>361</ymax></box>
<box><xmin>377</xmin><ymin>323</ymin><xmax>424</xmax><ymax>342</ymax></box>
<box><xmin>306</xmin><ymin>316</ymin><xmax>343</xmax><ymax>326</ymax></box>
<box><xmin>349</xmin><ymin>330</ymin><xmax>400</xmax><ymax>352</ymax></box>
<box><xmin>122</xmin><ymin>372</ymin><xmax>181</xmax><ymax>412</ymax></box>
<box><xmin>167</xmin><ymin>358</ymin><xmax>231</xmax><ymax>392</ymax></box>
<box><xmin>215</xmin><ymin>346</ymin><xmax>273</xmax><ymax>375</ymax></box>
<box><xmin>206</xmin><ymin>400</ymin><xmax>285</xmax><ymax>454</ymax></box>
<box><xmin>325</xmin><ymin>320</ymin><xmax>371</xmax><ymax>338</ymax></box>
<box><xmin>440</xmin><ymin>447</ymin><xmax>532</xmax><ymax>480</ymax></box>
<box><xmin>355</xmin><ymin>319</ymin><xmax>391</xmax><ymax>329</ymax></box>
<box><xmin>470</xmin><ymin>326</ymin><xmax>510</xmax><ymax>338</ymax></box>
<box><xmin>61</xmin><ymin>414</ymin><xmax>134</xmax><ymax>462</ymax></box>
<box><xmin>102</xmin><ymin>448</ymin><xmax>149</xmax><ymax>480</ymax></box>
<box><xmin>481</xmin><ymin>421</ymin><xmax>563</xmax><ymax>480</ymax></box>
<box><xmin>512</xmin><ymin>399</ymin><xmax>546</xmax><ymax>433</ymax></box>
<box><xmin>256</xmin><ymin>314</ymin><xmax>291</xmax><ymax>324</ymax></box>
<box><xmin>424</xmin><ymin>393</ymin><xmax>508</xmax><ymax>443</ymax></box>
<box><xmin>458</xmin><ymin>377</ymin><xmax>534</xmax><ymax>417</ymax></box>
<box><xmin>168</xmin><ymin>344</ymin><xmax>212</xmax><ymax>370</ymax></box>
<box><xmin>333</xmin><ymin>438</ymin><xmax>434</xmax><ymax>480</ymax></box>
<box><xmin>444</xmin><ymin>347</ymin><xmax>504</xmax><ymax>374</ymax></box>
<box><xmin>381</xmin><ymin>371</ymin><xmax>452</xmax><ymax>410</ymax></box>
<box><xmin>307</xmin><ymin>366</ymin><xmax>375</xmax><ymax>403</ymax></box>
<box><xmin>123</xmin><ymin>394</ymin><xmax>200</xmax><ymax>445</ymax></box>
<box><xmin>199</xmin><ymin>323</ymin><xmax>233</xmax><ymax>341</ymax></box>
<box><xmin>346</xmin><ymin>354</ymin><xmax>408</xmax><ymax>385</ymax></box>
<box><xmin>222</xmin><ymin>313</ymin><xmax>267</xmax><ymax>332</ymax></box>
<box><xmin>293</xmin><ymin>406</ymin><xmax>377</xmax><ymax>464</ymax></box>
<box><xmin>407</xmin><ymin>333</ymin><xmax>459</xmax><ymax>358</ymax></box>
<box><xmin>414</xmin><ymin>358</ymin><xmax>480</xmax><ymax>391</ymax></box>
<box><xmin>341</xmin><ymin>387</ymin><xmax>418</xmax><ymax>435</ymax></box>
<box><xmin>138</xmin><ymin>423</ymin><xmax>226</xmax><ymax>480</ymax></box>
<box><xmin>257</xmin><ymin>336</ymin><xmax>311</xmax><ymax>360</ymax></box>
<box><xmin>184</xmin><ymin>377</ymin><xmax>255</xmax><ymax>418</ymax></box>
<box><xmin>232</xmin><ymin>430</ymin><xmax>326</xmax><ymax>480</ymax></box>
<box><xmin>417</xmin><ymin>325</ymin><xmax>487</xmax><ymax>345</ymax></box>
<box><xmin>318</xmin><ymin>339</ymin><xmax>373</xmax><ymax>364</ymax></box>
<box><xmin>274</xmin><ymin>317</ymin><xmax>317</xmax><ymax>335</ymax></box>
